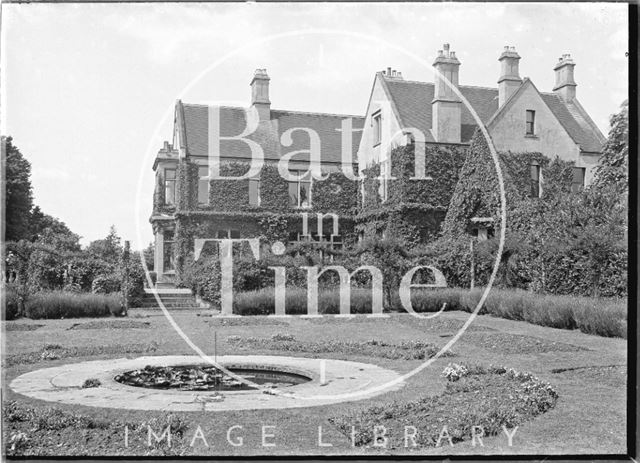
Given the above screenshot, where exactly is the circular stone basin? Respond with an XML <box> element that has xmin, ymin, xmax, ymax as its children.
<box><xmin>10</xmin><ymin>355</ymin><xmax>405</xmax><ymax>411</ymax></box>
<box><xmin>115</xmin><ymin>365</ymin><xmax>311</xmax><ymax>391</ymax></box>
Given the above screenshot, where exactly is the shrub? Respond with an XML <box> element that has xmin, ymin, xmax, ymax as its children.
<box><xmin>24</xmin><ymin>291</ymin><xmax>121</xmax><ymax>319</ymax></box>
<box><xmin>329</xmin><ymin>364</ymin><xmax>558</xmax><ymax>448</ymax></box>
<box><xmin>91</xmin><ymin>275</ymin><xmax>120</xmax><ymax>294</ymax></box>
<box><xmin>4</xmin><ymin>283</ymin><xmax>22</xmax><ymax>320</ymax></box>
<box><xmin>81</xmin><ymin>378</ymin><xmax>101</xmax><ymax>388</ymax></box>
<box><xmin>461</xmin><ymin>288</ymin><xmax>626</xmax><ymax>338</ymax></box>
<box><xmin>233</xmin><ymin>287</ymin><xmax>375</xmax><ymax>316</ymax></box>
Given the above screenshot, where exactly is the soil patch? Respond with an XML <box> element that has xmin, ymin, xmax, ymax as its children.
<box><xmin>227</xmin><ymin>334</ymin><xmax>453</xmax><ymax>360</ymax></box>
<box><xmin>462</xmin><ymin>332</ymin><xmax>587</xmax><ymax>354</ymax></box>
<box><xmin>68</xmin><ymin>320</ymin><xmax>151</xmax><ymax>330</ymax></box>
<box><xmin>204</xmin><ymin>317</ymin><xmax>288</xmax><ymax>326</ymax></box>
<box><xmin>4</xmin><ymin>323</ymin><xmax>44</xmax><ymax>332</ymax></box>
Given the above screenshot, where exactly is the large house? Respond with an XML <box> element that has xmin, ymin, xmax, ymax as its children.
<box><xmin>150</xmin><ymin>44</ymin><xmax>605</xmax><ymax>286</ymax></box>
<box><xmin>150</xmin><ymin>70</ymin><xmax>364</xmax><ymax>285</ymax></box>
<box><xmin>358</xmin><ymin>43</ymin><xmax>604</xmax><ymax>189</ymax></box>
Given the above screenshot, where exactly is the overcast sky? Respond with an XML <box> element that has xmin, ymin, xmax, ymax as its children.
<box><xmin>2</xmin><ymin>3</ymin><xmax>628</xmax><ymax>248</ymax></box>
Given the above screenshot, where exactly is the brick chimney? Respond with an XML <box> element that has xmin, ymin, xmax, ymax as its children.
<box><xmin>432</xmin><ymin>43</ymin><xmax>461</xmax><ymax>143</ymax></box>
<box><xmin>498</xmin><ymin>46</ymin><xmax>522</xmax><ymax>107</ymax></box>
<box><xmin>553</xmin><ymin>54</ymin><xmax>576</xmax><ymax>102</ymax></box>
<box><xmin>250</xmin><ymin>68</ymin><xmax>271</xmax><ymax>121</ymax></box>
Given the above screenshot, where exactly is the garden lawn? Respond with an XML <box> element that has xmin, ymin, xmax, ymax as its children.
<box><xmin>2</xmin><ymin>309</ymin><xmax>627</xmax><ymax>456</ymax></box>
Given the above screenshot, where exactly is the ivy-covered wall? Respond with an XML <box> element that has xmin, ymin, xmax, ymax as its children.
<box><xmin>442</xmin><ymin>130</ymin><xmax>575</xmax><ymax>237</ymax></box>
<box><xmin>172</xmin><ymin>159</ymin><xmax>360</xmax><ymax>282</ymax></box>
<box><xmin>176</xmin><ymin>159</ymin><xmax>198</xmax><ymax>212</ymax></box>
<box><xmin>356</xmin><ymin>143</ymin><xmax>467</xmax><ymax>245</ymax></box>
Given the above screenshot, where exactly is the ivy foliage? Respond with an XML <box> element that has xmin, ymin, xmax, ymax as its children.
<box><xmin>592</xmin><ymin>99</ymin><xmax>628</xmax><ymax>194</ymax></box>
<box><xmin>442</xmin><ymin>129</ymin><xmax>575</xmax><ymax>237</ymax></box>
<box><xmin>357</xmin><ymin>143</ymin><xmax>466</xmax><ymax>245</ymax></box>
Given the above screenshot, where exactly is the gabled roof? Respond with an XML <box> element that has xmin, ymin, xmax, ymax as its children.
<box><xmin>380</xmin><ymin>75</ymin><xmax>604</xmax><ymax>153</ymax></box>
<box><xmin>177</xmin><ymin>102</ymin><xmax>364</xmax><ymax>164</ymax></box>
<box><xmin>539</xmin><ymin>93</ymin><xmax>604</xmax><ymax>153</ymax></box>
<box><xmin>381</xmin><ymin>77</ymin><xmax>499</xmax><ymax>143</ymax></box>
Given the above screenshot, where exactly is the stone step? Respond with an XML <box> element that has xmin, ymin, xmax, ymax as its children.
<box><xmin>140</xmin><ymin>299</ymin><xmax>198</xmax><ymax>307</ymax></box>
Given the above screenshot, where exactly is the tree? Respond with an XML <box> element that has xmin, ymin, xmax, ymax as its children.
<box><xmin>87</xmin><ymin>225</ymin><xmax>122</xmax><ymax>263</ymax></box>
<box><xmin>29</xmin><ymin>206</ymin><xmax>76</xmax><ymax>242</ymax></box>
<box><xmin>592</xmin><ymin>100</ymin><xmax>628</xmax><ymax>193</ymax></box>
<box><xmin>4</xmin><ymin>137</ymin><xmax>33</xmax><ymax>241</ymax></box>
<box><xmin>355</xmin><ymin>236</ymin><xmax>411</xmax><ymax>309</ymax></box>
<box><xmin>142</xmin><ymin>242</ymin><xmax>155</xmax><ymax>271</ymax></box>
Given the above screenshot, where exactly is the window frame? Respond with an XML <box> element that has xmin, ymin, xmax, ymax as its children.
<box><xmin>288</xmin><ymin>170</ymin><xmax>312</xmax><ymax>208</ymax></box>
<box><xmin>571</xmin><ymin>167</ymin><xmax>586</xmax><ymax>193</ymax></box>
<box><xmin>249</xmin><ymin>177</ymin><xmax>261</xmax><ymax>206</ymax></box>
<box><xmin>372</xmin><ymin>110</ymin><xmax>382</xmax><ymax>147</ymax></box>
<box><xmin>164</xmin><ymin>168</ymin><xmax>177</xmax><ymax>206</ymax></box>
<box><xmin>163</xmin><ymin>230</ymin><xmax>175</xmax><ymax>272</ymax></box>
<box><xmin>530</xmin><ymin>164</ymin><xmax>541</xmax><ymax>198</ymax></box>
<box><xmin>525</xmin><ymin>110</ymin><xmax>536</xmax><ymax>136</ymax></box>
<box><xmin>379</xmin><ymin>158</ymin><xmax>390</xmax><ymax>202</ymax></box>
<box><xmin>197</xmin><ymin>165</ymin><xmax>209</xmax><ymax>205</ymax></box>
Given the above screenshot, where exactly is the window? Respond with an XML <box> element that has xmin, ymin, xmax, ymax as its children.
<box><xmin>198</xmin><ymin>166</ymin><xmax>209</xmax><ymax>205</ymax></box>
<box><xmin>379</xmin><ymin>158</ymin><xmax>390</xmax><ymax>202</ymax></box>
<box><xmin>164</xmin><ymin>168</ymin><xmax>176</xmax><ymax>205</ymax></box>
<box><xmin>216</xmin><ymin>229</ymin><xmax>240</xmax><ymax>239</ymax></box>
<box><xmin>288</xmin><ymin>170</ymin><xmax>311</xmax><ymax>208</ymax></box>
<box><xmin>525</xmin><ymin>110</ymin><xmax>536</xmax><ymax>135</ymax></box>
<box><xmin>530</xmin><ymin>164</ymin><xmax>541</xmax><ymax>198</ymax></box>
<box><xmin>163</xmin><ymin>230</ymin><xmax>175</xmax><ymax>272</ymax></box>
<box><xmin>373</xmin><ymin>111</ymin><xmax>382</xmax><ymax>146</ymax></box>
<box><xmin>249</xmin><ymin>178</ymin><xmax>260</xmax><ymax>206</ymax></box>
<box><xmin>571</xmin><ymin>167</ymin><xmax>585</xmax><ymax>193</ymax></box>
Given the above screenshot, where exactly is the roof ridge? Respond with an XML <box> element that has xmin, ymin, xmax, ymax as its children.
<box><xmin>385</xmin><ymin>78</ymin><xmax>498</xmax><ymax>92</ymax></box>
<box><xmin>182</xmin><ymin>102</ymin><xmax>363</xmax><ymax>119</ymax></box>
<box><xmin>271</xmin><ymin>108</ymin><xmax>364</xmax><ymax>119</ymax></box>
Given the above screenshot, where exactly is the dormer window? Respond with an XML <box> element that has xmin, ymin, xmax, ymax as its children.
<box><xmin>525</xmin><ymin>110</ymin><xmax>536</xmax><ymax>135</ymax></box>
<box><xmin>372</xmin><ymin>111</ymin><xmax>382</xmax><ymax>146</ymax></box>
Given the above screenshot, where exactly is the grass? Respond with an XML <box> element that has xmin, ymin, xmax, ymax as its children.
<box><xmin>24</xmin><ymin>291</ymin><xmax>122</xmax><ymax>319</ymax></box>
<box><xmin>3</xmin><ymin>342</ymin><xmax>159</xmax><ymax>367</ymax></box>
<box><xmin>1</xmin><ymin>309</ymin><xmax>627</xmax><ymax>456</ymax></box>
<box><xmin>329</xmin><ymin>364</ymin><xmax>559</xmax><ymax>448</ymax></box>
<box><xmin>227</xmin><ymin>333</ymin><xmax>454</xmax><ymax>360</ymax></box>
<box><xmin>3</xmin><ymin>401</ymin><xmax>188</xmax><ymax>457</ymax></box>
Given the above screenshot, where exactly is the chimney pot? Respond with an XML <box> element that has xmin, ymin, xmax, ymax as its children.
<box><xmin>553</xmin><ymin>53</ymin><xmax>577</xmax><ymax>101</ymax></box>
<box><xmin>250</xmin><ymin>68</ymin><xmax>271</xmax><ymax>120</ymax></box>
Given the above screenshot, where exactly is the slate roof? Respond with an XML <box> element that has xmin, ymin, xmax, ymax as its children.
<box><xmin>382</xmin><ymin>78</ymin><xmax>498</xmax><ymax>144</ymax></box>
<box><xmin>381</xmin><ymin>75</ymin><xmax>604</xmax><ymax>153</ymax></box>
<box><xmin>539</xmin><ymin>93</ymin><xmax>605</xmax><ymax>153</ymax></box>
<box><xmin>178</xmin><ymin>102</ymin><xmax>364</xmax><ymax>164</ymax></box>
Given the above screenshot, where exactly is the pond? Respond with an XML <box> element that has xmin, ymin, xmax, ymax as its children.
<box><xmin>114</xmin><ymin>364</ymin><xmax>311</xmax><ymax>391</ymax></box>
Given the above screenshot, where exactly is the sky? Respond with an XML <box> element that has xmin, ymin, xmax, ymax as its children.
<box><xmin>2</xmin><ymin>2</ymin><xmax>628</xmax><ymax>249</ymax></box>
